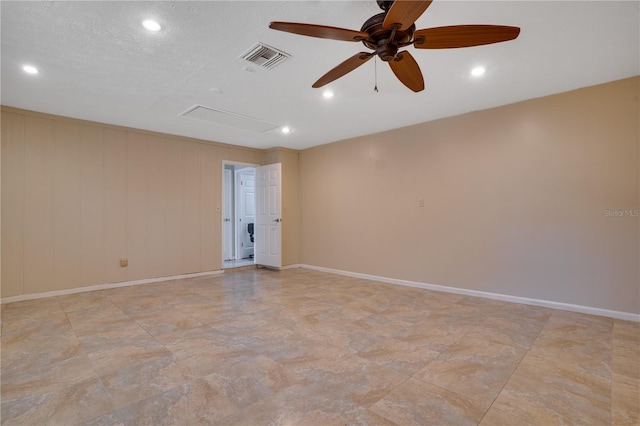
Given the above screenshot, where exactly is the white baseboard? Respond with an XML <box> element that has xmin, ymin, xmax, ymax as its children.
<box><xmin>3</xmin><ymin>263</ymin><xmax>638</xmax><ymax>322</ymax></box>
<box><xmin>278</xmin><ymin>264</ymin><xmax>303</xmax><ymax>270</ymax></box>
<box><xmin>299</xmin><ymin>264</ymin><xmax>640</xmax><ymax>322</ymax></box>
<box><xmin>0</xmin><ymin>270</ymin><xmax>224</xmax><ymax>304</ymax></box>
<box><xmin>254</xmin><ymin>263</ymin><xmax>303</xmax><ymax>271</ymax></box>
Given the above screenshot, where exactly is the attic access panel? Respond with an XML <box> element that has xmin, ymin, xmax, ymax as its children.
<box><xmin>179</xmin><ymin>105</ymin><xmax>279</xmax><ymax>133</ymax></box>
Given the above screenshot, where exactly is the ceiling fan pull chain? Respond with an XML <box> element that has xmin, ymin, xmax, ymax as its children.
<box><xmin>374</xmin><ymin>56</ymin><xmax>379</xmax><ymax>92</ymax></box>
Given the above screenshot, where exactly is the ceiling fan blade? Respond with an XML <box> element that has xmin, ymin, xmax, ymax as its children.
<box><xmin>312</xmin><ymin>52</ymin><xmax>375</xmax><ymax>88</ymax></box>
<box><xmin>383</xmin><ymin>1</ymin><xmax>433</xmax><ymax>31</ymax></box>
<box><xmin>389</xmin><ymin>51</ymin><xmax>424</xmax><ymax>92</ymax></box>
<box><xmin>414</xmin><ymin>25</ymin><xmax>521</xmax><ymax>49</ymax></box>
<box><xmin>269</xmin><ymin>22</ymin><xmax>369</xmax><ymax>42</ymax></box>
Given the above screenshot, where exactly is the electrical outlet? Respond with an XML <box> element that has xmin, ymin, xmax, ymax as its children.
<box><xmin>419</xmin><ymin>199</ymin><xmax>425</xmax><ymax>207</ymax></box>
<box><xmin>120</xmin><ymin>258</ymin><xmax>128</xmax><ymax>267</ymax></box>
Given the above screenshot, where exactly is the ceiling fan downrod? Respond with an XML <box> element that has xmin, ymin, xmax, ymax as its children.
<box><xmin>376</xmin><ymin>1</ymin><xmax>395</xmax><ymax>12</ymax></box>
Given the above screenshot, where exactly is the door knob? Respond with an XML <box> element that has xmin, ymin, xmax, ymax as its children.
<box><xmin>274</xmin><ymin>218</ymin><xmax>282</xmax><ymax>223</ymax></box>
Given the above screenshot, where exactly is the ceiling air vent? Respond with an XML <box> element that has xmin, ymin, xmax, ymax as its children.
<box><xmin>240</xmin><ymin>42</ymin><xmax>291</xmax><ymax>69</ymax></box>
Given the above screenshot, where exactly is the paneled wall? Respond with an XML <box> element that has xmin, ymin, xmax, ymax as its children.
<box><xmin>3</xmin><ymin>77</ymin><xmax>638</xmax><ymax>315</ymax></box>
<box><xmin>1</xmin><ymin>108</ymin><xmax>264</xmax><ymax>297</ymax></box>
<box><xmin>299</xmin><ymin>77</ymin><xmax>639</xmax><ymax>314</ymax></box>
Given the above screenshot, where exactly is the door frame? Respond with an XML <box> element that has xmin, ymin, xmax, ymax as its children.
<box><xmin>221</xmin><ymin>160</ymin><xmax>259</xmax><ymax>268</ymax></box>
<box><xmin>223</xmin><ymin>168</ymin><xmax>234</xmax><ymax>261</ymax></box>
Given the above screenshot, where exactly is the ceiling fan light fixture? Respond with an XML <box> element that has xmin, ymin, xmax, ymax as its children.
<box><xmin>142</xmin><ymin>19</ymin><xmax>161</xmax><ymax>31</ymax></box>
<box><xmin>322</xmin><ymin>89</ymin><xmax>334</xmax><ymax>99</ymax></box>
<box><xmin>471</xmin><ymin>66</ymin><xmax>486</xmax><ymax>77</ymax></box>
<box><xmin>281</xmin><ymin>126</ymin><xmax>291</xmax><ymax>134</ymax></box>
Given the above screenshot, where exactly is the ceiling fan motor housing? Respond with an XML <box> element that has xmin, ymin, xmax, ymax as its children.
<box><xmin>361</xmin><ymin>13</ymin><xmax>415</xmax><ymax>61</ymax></box>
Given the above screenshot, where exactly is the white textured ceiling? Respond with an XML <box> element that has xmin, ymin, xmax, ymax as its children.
<box><xmin>1</xmin><ymin>1</ymin><xmax>638</xmax><ymax>150</ymax></box>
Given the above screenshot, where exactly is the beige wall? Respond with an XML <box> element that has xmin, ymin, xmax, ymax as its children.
<box><xmin>3</xmin><ymin>78</ymin><xmax>638</xmax><ymax>314</ymax></box>
<box><xmin>300</xmin><ymin>77</ymin><xmax>639</xmax><ymax>314</ymax></box>
<box><xmin>1</xmin><ymin>107</ymin><xmax>263</xmax><ymax>297</ymax></box>
<box><xmin>264</xmin><ymin>147</ymin><xmax>301</xmax><ymax>266</ymax></box>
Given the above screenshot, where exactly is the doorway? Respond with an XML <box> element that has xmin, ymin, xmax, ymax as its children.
<box><xmin>222</xmin><ymin>161</ymin><xmax>283</xmax><ymax>270</ymax></box>
<box><xmin>223</xmin><ymin>162</ymin><xmax>257</xmax><ymax>269</ymax></box>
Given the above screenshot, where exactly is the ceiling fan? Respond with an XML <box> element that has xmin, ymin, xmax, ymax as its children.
<box><xmin>269</xmin><ymin>0</ymin><xmax>520</xmax><ymax>92</ymax></box>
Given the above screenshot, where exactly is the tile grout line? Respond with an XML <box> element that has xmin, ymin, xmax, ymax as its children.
<box><xmin>609</xmin><ymin>321</ymin><xmax>616</xmax><ymax>426</ymax></box>
<box><xmin>475</xmin><ymin>309</ymin><xmax>553</xmax><ymax>425</ymax></box>
<box><xmin>2</xmin><ymin>269</ymin><xmax>633</xmax><ymax>425</ymax></box>
<box><xmin>87</xmin><ymin>293</ymin><xmax>201</xmax><ymax>421</ymax></box>
<box><xmin>62</xmin><ymin>307</ymin><xmax>122</xmax><ymax>424</ymax></box>
<box><xmin>349</xmin><ymin>300</ymin><xmax>484</xmax><ymax>424</ymax></box>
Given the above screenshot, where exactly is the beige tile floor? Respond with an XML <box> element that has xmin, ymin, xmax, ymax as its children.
<box><xmin>1</xmin><ymin>268</ymin><xmax>638</xmax><ymax>425</ymax></box>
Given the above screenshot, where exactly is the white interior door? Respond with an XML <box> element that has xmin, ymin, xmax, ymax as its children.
<box><xmin>255</xmin><ymin>163</ymin><xmax>281</xmax><ymax>268</ymax></box>
<box><xmin>235</xmin><ymin>168</ymin><xmax>255</xmax><ymax>260</ymax></box>
<box><xmin>223</xmin><ymin>169</ymin><xmax>233</xmax><ymax>260</ymax></box>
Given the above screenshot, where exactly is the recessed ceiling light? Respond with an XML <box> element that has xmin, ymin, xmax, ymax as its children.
<box><xmin>323</xmin><ymin>89</ymin><xmax>334</xmax><ymax>99</ymax></box>
<box><xmin>23</xmin><ymin>65</ymin><xmax>39</xmax><ymax>74</ymax></box>
<box><xmin>281</xmin><ymin>126</ymin><xmax>291</xmax><ymax>134</ymax></box>
<box><xmin>142</xmin><ymin>20</ymin><xmax>161</xmax><ymax>31</ymax></box>
<box><xmin>471</xmin><ymin>66</ymin><xmax>486</xmax><ymax>77</ymax></box>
